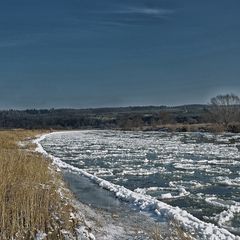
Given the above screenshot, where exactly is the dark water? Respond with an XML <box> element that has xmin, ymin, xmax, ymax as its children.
<box><xmin>64</xmin><ymin>171</ymin><xmax>122</xmax><ymax>210</ymax></box>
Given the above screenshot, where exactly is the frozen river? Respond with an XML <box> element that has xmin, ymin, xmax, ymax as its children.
<box><xmin>40</xmin><ymin>130</ymin><xmax>240</xmax><ymax>236</ymax></box>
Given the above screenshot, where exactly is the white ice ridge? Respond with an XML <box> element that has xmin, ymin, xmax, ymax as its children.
<box><xmin>206</xmin><ymin>197</ymin><xmax>240</xmax><ymax>234</ymax></box>
<box><xmin>134</xmin><ymin>186</ymin><xmax>190</xmax><ymax>199</ymax></box>
<box><xmin>33</xmin><ymin>132</ymin><xmax>240</xmax><ymax>240</ymax></box>
<box><xmin>216</xmin><ymin>206</ymin><xmax>240</xmax><ymax>234</ymax></box>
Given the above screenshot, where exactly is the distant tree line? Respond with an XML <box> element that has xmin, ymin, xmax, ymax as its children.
<box><xmin>0</xmin><ymin>106</ymin><xmax>205</xmax><ymax>130</ymax></box>
<box><xmin>0</xmin><ymin>94</ymin><xmax>239</xmax><ymax>132</ymax></box>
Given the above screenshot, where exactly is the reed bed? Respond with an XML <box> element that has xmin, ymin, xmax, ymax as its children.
<box><xmin>0</xmin><ymin>130</ymin><xmax>77</xmax><ymax>239</ymax></box>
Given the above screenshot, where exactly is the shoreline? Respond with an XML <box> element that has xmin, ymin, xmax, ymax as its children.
<box><xmin>31</xmin><ymin>132</ymin><xmax>96</xmax><ymax>240</ymax></box>
<box><xmin>35</xmin><ymin>130</ymin><xmax>240</xmax><ymax>240</ymax></box>
<box><xmin>33</xmin><ymin>132</ymin><xmax>169</xmax><ymax>239</ymax></box>
<box><xmin>0</xmin><ymin>130</ymin><xmax>96</xmax><ymax>239</ymax></box>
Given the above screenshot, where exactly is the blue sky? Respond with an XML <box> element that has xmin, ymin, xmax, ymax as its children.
<box><xmin>0</xmin><ymin>0</ymin><xmax>240</xmax><ymax>109</ymax></box>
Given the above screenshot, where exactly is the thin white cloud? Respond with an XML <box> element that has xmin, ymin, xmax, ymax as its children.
<box><xmin>117</xmin><ymin>7</ymin><xmax>174</xmax><ymax>17</ymax></box>
<box><xmin>88</xmin><ymin>6</ymin><xmax>175</xmax><ymax>27</ymax></box>
<box><xmin>92</xmin><ymin>5</ymin><xmax>175</xmax><ymax>18</ymax></box>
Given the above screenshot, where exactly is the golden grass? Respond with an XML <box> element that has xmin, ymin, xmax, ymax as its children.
<box><xmin>0</xmin><ymin>130</ymin><xmax>78</xmax><ymax>239</ymax></box>
<box><xmin>150</xmin><ymin>221</ymin><xmax>194</xmax><ymax>240</ymax></box>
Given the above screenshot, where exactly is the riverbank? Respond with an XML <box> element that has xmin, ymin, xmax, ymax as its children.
<box><xmin>122</xmin><ymin>123</ymin><xmax>240</xmax><ymax>133</ymax></box>
<box><xmin>0</xmin><ymin>130</ymin><xmax>95</xmax><ymax>239</ymax></box>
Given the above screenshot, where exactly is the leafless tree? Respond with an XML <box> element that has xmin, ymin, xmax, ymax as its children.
<box><xmin>209</xmin><ymin>93</ymin><xmax>240</xmax><ymax>127</ymax></box>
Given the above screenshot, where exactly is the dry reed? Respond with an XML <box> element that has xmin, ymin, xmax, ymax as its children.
<box><xmin>150</xmin><ymin>221</ymin><xmax>194</xmax><ymax>240</ymax></box>
<box><xmin>0</xmin><ymin>130</ymin><xmax>77</xmax><ymax>239</ymax></box>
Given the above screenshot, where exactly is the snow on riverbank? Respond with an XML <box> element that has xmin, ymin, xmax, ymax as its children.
<box><xmin>33</xmin><ymin>133</ymin><xmax>95</xmax><ymax>240</ymax></box>
<box><xmin>34</xmin><ymin>132</ymin><xmax>240</xmax><ymax>240</ymax></box>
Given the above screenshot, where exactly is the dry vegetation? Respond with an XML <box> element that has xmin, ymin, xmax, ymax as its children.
<box><xmin>140</xmin><ymin>123</ymin><xmax>227</xmax><ymax>133</ymax></box>
<box><xmin>0</xmin><ymin>130</ymin><xmax>81</xmax><ymax>239</ymax></box>
<box><xmin>150</xmin><ymin>221</ymin><xmax>193</xmax><ymax>240</ymax></box>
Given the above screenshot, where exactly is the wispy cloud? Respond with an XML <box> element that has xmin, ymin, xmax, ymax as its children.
<box><xmin>91</xmin><ymin>6</ymin><xmax>175</xmax><ymax>27</ymax></box>
<box><xmin>116</xmin><ymin>7</ymin><xmax>175</xmax><ymax>17</ymax></box>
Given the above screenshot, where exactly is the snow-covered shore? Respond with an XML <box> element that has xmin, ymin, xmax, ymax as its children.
<box><xmin>34</xmin><ymin>132</ymin><xmax>240</xmax><ymax>240</ymax></box>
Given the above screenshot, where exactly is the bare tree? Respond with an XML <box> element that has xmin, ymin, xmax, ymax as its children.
<box><xmin>209</xmin><ymin>93</ymin><xmax>240</xmax><ymax>127</ymax></box>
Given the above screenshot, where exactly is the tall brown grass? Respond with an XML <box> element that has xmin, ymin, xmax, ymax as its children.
<box><xmin>0</xmin><ymin>130</ymin><xmax>78</xmax><ymax>239</ymax></box>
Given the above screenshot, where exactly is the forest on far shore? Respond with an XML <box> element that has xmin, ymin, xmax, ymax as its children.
<box><xmin>0</xmin><ymin>94</ymin><xmax>240</xmax><ymax>133</ymax></box>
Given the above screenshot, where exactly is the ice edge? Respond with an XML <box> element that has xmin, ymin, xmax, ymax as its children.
<box><xmin>33</xmin><ymin>132</ymin><xmax>240</xmax><ymax>240</ymax></box>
